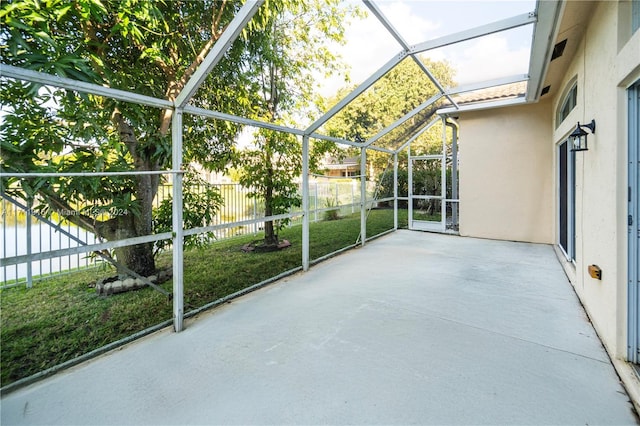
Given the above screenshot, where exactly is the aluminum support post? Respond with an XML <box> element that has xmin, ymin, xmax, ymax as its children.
<box><xmin>449</xmin><ymin>119</ymin><xmax>459</xmax><ymax>227</ymax></box>
<box><xmin>393</xmin><ymin>153</ymin><xmax>398</xmax><ymax>230</ymax></box>
<box><xmin>441</xmin><ymin>118</ymin><xmax>447</xmax><ymax>230</ymax></box>
<box><xmin>408</xmin><ymin>144</ymin><xmax>413</xmax><ymax>230</ymax></box>
<box><xmin>360</xmin><ymin>147</ymin><xmax>367</xmax><ymax>246</ymax></box>
<box><xmin>302</xmin><ymin>136</ymin><xmax>310</xmax><ymax>271</ymax></box>
<box><xmin>26</xmin><ymin>199</ymin><xmax>32</xmax><ymax>288</ymax></box>
<box><xmin>171</xmin><ymin>109</ymin><xmax>185</xmax><ymax>332</ymax></box>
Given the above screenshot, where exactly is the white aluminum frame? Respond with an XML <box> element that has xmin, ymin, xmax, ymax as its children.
<box><xmin>445</xmin><ymin>74</ymin><xmax>529</xmax><ymax>97</ymax></box>
<box><xmin>364</xmin><ymin>94</ymin><xmax>442</xmax><ymax>147</ymax></box>
<box><xmin>526</xmin><ymin>1</ymin><xmax>565</xmax><ymax>102</ymax></box>
<box><xmin>410</xmin><ymin>13</ymin><xmax>536</xmax><ymax>54</ymax></box>
<box><xmin>363</xmin><ymin>0</ymin><xmax>459</xmax><ymax>109</ymax></box>
<box><xmin>627</xmin><ymin>81</ymin><xmax>640</xmax><ymax>363</ymax></box>
<box><xmin>174</xmin><ymin>0</ymin><xmax>265</xmax><ymax>108</ymax></box>
<box><xmin>0</xmin><ymin>0</ymin><xmax>562</xmax><ymax>335</ymax></box>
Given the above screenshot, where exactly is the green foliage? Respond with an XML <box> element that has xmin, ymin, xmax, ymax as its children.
<box><xmin>322</xmin><ymin>197</ymin><xmax>341</xmax><ymax>221</ymax></box>
<box><xmin>0</xmin><ymin>209</ymin><xmax>405</xmax><ymax>386</ymax></box>
<box><xmin>1</xmin><ymin>0</ymin><xmax>346</xmax><ymax>271</ymax></box>
<box><xmin>0</xmin><ymin>0</ymin><xmax>258</xmax><ymax>175</ymax></box>
<box><xmin>377</xmin><ymin>161</ymin><xmax>454</xmax><ymax>211</ymax></box>
<box><xmin>377</xmin><ymin>169</ymin><xmax>408</xmax><ymax>207</ymax></box>
<box><xmin>152</xmin><ymin>168</ymin><xmax>223</xmax><ymax>252</ymax></box>
<box><xmin>233</xmin><ymin>0</ymin><xmax>359</xmax><ymax>244</ymax></box>
<box><xmin>0</xmin><ymin>79</ymin><xmax>143</xmax><ymax>218</ymax></box>
<box><xmin>322</xmin><ymin>58</ymin><xmax>456</xmax><ymax>175</ymax></box>
<box><xmin>324</xmin><ymin>58</ymin><xmax>455</xmax><ymax>142</ymax></box>
<box><xmin>236</xmin><ymin>129</ymin><xmax>302</xmax><ymax>235</ymax></box>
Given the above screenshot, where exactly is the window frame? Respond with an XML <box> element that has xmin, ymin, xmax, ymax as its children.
<box><xmin>556</xmin><ymin>80</ymin><xmax>578</xmax><ymax>128</ymax></box>
<box><xmin>558</xmin><ymin>139</ymin><xmax>576</xmax><ymax>262</ymax></box>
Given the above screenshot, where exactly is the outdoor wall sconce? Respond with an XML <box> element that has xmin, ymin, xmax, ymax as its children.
<box><xmin>569</xmin><ymin>119</ymin><xmax>596</xmax><ymax>151</ymax></box>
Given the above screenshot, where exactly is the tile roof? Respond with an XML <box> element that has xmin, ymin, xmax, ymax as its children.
<box><xmin>452</xmin><ymin>81</ymin><xmax>527</xmax><ymax>105</ymax></box>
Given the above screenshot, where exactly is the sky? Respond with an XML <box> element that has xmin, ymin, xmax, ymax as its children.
<box><xmin>1</xmin><ymin>1</ymin><xmax>539</xmax><ymax>146</ymax></box>
<box><xmin>319</xmin><ymin>0</ymin><xmax>537</xmax><ymax>98</ymax></box>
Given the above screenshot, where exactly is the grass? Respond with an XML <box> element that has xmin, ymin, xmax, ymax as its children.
<box><xmin>412</xmin><ymin>211</ymin><xmax>442</xmax><ymax>222</ymax></box>
<box><xmin>1</xmin><ymin>209</ymin><xmax>408</xmax><ymax>387</ymax></box>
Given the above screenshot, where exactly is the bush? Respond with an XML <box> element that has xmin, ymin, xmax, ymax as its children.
<box><xmin>322</xmin><ymin>197</ymin><xmax>340</xmax><ymax>221</ymax></box>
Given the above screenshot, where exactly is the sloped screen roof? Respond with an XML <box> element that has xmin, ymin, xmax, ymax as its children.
<box><xmin>302</xmin><ymin>0</ymin><xmax>552</xmax><ymax>151</ymax></box>
<box><xmin>1</xmin><ymin>0</ymin><xmax>560</xmax><ymax>154</ymax></box>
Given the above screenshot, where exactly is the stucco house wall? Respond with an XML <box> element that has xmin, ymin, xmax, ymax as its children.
<box><xmin>551</xmin><ymin>0</ymin><xmax>639</xmax><ymax>363</ymax></box>
<box><xmin>457</xmin><ymin>100</ymin><xmax>554</xmax><ymax>244</ymax></box>
<box><xmin>457</xmin><ymin>0</ymin><xmax>640</xmax><ymax>406</ymax></box>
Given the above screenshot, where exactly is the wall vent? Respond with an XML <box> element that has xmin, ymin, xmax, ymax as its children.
<box><xmin>551</xmin><ymin>39</ymin><xmax>567</xmax><ymax>61</ymax></box>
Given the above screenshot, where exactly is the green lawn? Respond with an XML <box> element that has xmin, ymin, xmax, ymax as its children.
<box><xmin>1</xmin><ymin>209</ymin><xmax>407</xmax><ymax>386</ymax></box>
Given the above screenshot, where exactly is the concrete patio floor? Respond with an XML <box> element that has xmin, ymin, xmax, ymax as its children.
<box><xmin>1</xmin><ymin>230</ymin><xmax>638</xmax><ymax>425</ymax></box>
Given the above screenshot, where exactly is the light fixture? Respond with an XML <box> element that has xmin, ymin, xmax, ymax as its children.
<box><xmin>569</xmin><ymin>119</ymin><xmax>596</xmax><ymax>151</ymax></box>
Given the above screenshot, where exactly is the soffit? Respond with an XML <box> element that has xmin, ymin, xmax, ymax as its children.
<box><xmin>541</xmin><ymin>1</ymin><xmax>598</xmax><ymax>100</ymax></box>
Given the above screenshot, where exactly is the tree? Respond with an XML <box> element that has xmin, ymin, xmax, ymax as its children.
<box><xmin>0</xmin><ymin>0</ymin><xmax>291</xmax><ymax>275</ymax></box>
<box><xmin>234</xmin><ymin>0</ymin><xmax>357</xmax><ymax>248</ymax></box>
<box><xmin>236</xmin><ymin>129</ymin><xmax>302</xmax><ymax>247</ymax></box>
<box><xmin>323</xmin><ymin>57</ymin><xmax>456</xmax><ymax>175</ymax></box>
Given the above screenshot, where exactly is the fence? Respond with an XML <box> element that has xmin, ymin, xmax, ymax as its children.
<box><xmin>1</xmin><ymin>179</ymin><xmax>370</xmax><ymax>288</ymax></box>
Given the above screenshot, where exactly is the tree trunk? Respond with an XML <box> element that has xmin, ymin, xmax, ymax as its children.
<box><xmin>113</xmin><ymin>243</ymin><xmax>156</xmax><ymax>277</ymax></box>
<box><xmin>263</xmin><ymin>155</ymin><xmax>278</xmax><ymax>247</ymax></box>
<box><xmin>112</xmin><ymin>113</ymin><xmax>159</xmax><ymax>276</ymax></box>
<box><xmin>263</xmin><ymin>178</ymin><xmax>278</xmax><ymax>246</ymax></box>
<box><xmin>40</xmin><ymin>113</ymin><xmax>162</xmax><ymax>278</ymax></box>
<box><xmin>95</xmin><ymin>209</ymin><xmax>156</xmax><ymax>277</ymax></box>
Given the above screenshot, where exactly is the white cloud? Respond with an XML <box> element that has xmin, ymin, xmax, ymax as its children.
<box><xmin>321</xmin><ymin>1</ymin><xmax>532</xmax><ymax>97</ymax></box>
<box><xmin>378</xmin><ymin>2</ymin><xmax>441</xmax><ymax>46</ymax></box>
<box><xmin>320</xmin><ymin>1</ymin><xmax>440</xmax><ymax>97</ymax></box>
<box><xmin>431</xmin><ymin>34</ymin><xmax>530</xmax><ymax>85</ymax></box>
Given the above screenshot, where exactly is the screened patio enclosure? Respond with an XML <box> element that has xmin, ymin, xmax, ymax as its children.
<box><xmin>0</xmin><ymin>0</ymin><xmax>563</xmax><ymax>334</ymax></box>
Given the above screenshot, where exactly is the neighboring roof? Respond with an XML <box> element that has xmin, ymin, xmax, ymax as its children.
<box><xmin>1</xmin><ymin>1</ymin><xmax>565</xmax><ymax>154</ymax></box>
<box><xmin>452</xmin><ymin>81</ymin><xmax>527</xmax><ymax>106</ymax></box>
<box><xmin>307</xmin><ymin>0</ymin><xmax>563</xmax><ymax>144</ymax></box>
<box><xmin>323</xmin><ymin>156</ymin><xmax>359</xmax><ymax>170</ymax></box>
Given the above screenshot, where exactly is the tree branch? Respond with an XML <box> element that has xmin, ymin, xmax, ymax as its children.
<box><xmin>38</xmin><ymin>186</ymin><xmax>105</xmax><ymax>237</ymax></box>
<box><xmin>158</xmin><ymin>20</ymin><xmax>229</xmax><ymax>135</ymax></box>
<box><xmin>212</xmin><ymin>1</ymin><xmax>227</xmax><ymax>38</ymax></box>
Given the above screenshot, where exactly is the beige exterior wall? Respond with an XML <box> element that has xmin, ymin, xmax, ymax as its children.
<box><xmin>456</xmin><ymin>0</ymin><xmax>640</xmax><ymax>407</ymax></box>
<box><xmin>458</xmin><ymin>100</ymin><xmax>554</xmax><ymax>244</ymax></box>
<box><xmin>550</xmin><ymin>1</ymin><xmax>639</xmax><ymax>362</ymax></box>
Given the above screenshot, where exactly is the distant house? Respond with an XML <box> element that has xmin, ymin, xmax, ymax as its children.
<box><xmin>319</xmin><ymin>155</ymin><xmax>360</xmax><ymax>178</ymax></box>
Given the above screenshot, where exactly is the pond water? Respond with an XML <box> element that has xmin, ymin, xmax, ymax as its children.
<box><xmin>1</xmin><ymin>221</ymin><xmax>99</xmax><ymax>283</ymax></box>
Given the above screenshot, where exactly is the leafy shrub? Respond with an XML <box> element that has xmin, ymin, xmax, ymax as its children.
<box><xmin>322</xmin><ymin>197</ymin><xmax>340</xmax><ymax>221</ymax></box>
<box><xmin>153</xmin><ymin>168</ymin><xmax>222</xmax><ymax>252</ymax></box>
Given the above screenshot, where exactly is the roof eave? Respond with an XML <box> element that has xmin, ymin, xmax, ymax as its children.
<box><xmin>525</xmin><ymin>0</ymin><xmax>566</xmax><ymax>102</ymax></box>
<box><xmin>437</xmin><ymin>97</ymin><xmax>528</xmax><ymax>115</ymax></box>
